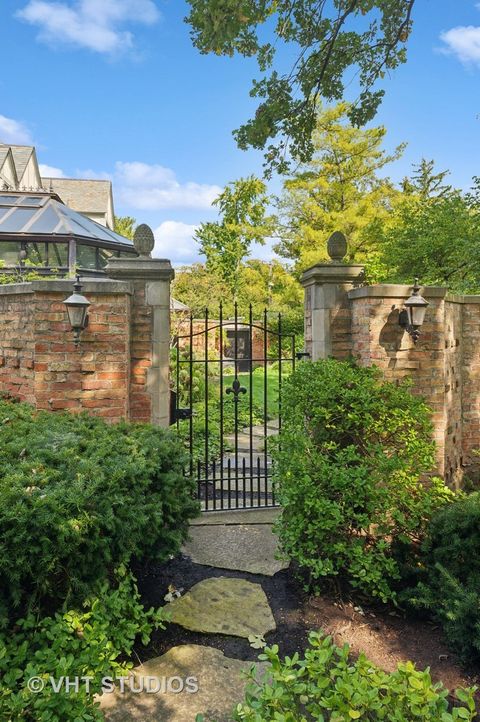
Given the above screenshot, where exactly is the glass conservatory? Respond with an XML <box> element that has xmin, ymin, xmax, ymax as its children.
<box><xmin>0</xmin><ymin>191</ymin><xmax>137</xmax><ymax>276</ymax></box>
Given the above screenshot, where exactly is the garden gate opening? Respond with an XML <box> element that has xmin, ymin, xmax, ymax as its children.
<box><xmin>171</xmin><ymin>303</ymin><xmax>296</xmax><ymax>511</ymax></box>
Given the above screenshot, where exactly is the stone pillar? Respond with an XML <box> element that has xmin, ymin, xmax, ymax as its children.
<box><xmin>106</xmin><ymin>224</ymin><xmax>174</xmax><ymax>427</ymax></box>
<box><xmin>300</xmin><ymin>232</ymin><xmax>364</xmax><ymax>360</ymax></box>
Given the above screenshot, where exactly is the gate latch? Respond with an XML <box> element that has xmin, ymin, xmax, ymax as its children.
<box><xmin>169</xmin><ymin>391</ymin><xmax>193</xmax><ymax>425</ymax></box>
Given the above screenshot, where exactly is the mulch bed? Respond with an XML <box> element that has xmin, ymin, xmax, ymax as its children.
<box><xmin>133</xmin><ymin>554</ymin><xmax>480</xmax><ymax>700</ymax></box>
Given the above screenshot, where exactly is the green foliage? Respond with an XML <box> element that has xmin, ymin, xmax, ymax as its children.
<box><xmin>114</xmin><ymin>215</ymin><xmax>136</xmax><ymax>240</ymax></box>
<box><xmin>196</xmin><ymin>177</ymin><xmax>275</xmax><ymax>300</ymax></box>
<box><xmin>186</xmin><ymin>0</ymin><xmax>415</xmax><ymax>175</ymax></box>
<box><xmin>405</xmin><ymin>492</ymin><xmax>480</xmax><ymax>664</ymax></box>
<box><xmin>0</xmin><ymin>568</ymin><xmax>166</xmax><ymax>722</ymax></box>
<box><xmin>273</xmin><ymin>359</ymin><xmax>453</xmax><ymax>602</ymax></box>
<box><xmin>230</xmin><ymin>632</ymin><xmax>477</xmax><ymax>721</ymax></box>
<box><xmin>376</xmin><ymin>179</ymin><xmax>480</xmax><ymax>292</ymax></box>
<box><xmin>0</xmin><ymin>399</ymin><xmax>198</xmax><ymax>621</ymax></box>
<box><xmin>275</xmin><ymin>103</ymin><xmax>404</xmax><ymax>272</ymax></box>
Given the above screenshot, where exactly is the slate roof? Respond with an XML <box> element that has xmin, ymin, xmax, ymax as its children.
<box><xmin>42</xmin><ymin>177</ymin><xmax>112</xmax><ymax>215</ymax></box>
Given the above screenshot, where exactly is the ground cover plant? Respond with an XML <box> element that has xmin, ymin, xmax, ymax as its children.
<box><xmin>221</xmin><ymin>632</ymin><xmax>477</xmax><ymax>721</ymax></box>
<box><xmin>0</xmin><ymin>567</ymin><xmax>166</xmax><ymax>722</ymax></box>
<box><xmin>273</xmin><ymin>359</ymin><xmax>454</xmax><ymax>603</ymax></box>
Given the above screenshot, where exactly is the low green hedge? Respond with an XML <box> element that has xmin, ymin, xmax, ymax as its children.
<box><xmin>220</xmin><ymin>632</ymin><xmax>477</xmax><ymax>721</ymax></box>
<box><xmin>0</xmin><ymin>398</ymin><xmax>198</xmax><ymax>622</ymax></box>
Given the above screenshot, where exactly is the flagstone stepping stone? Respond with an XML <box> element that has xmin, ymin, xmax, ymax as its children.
<box><xmin>164</xmin><ymin>577</ymin><xmax>276</xmax><ymax>638</ymax></box>
<box><xmin>182</xmin><ymin>523</ymin><xmax>289</xmax><ymax>576</ymax></box>
<box><xmin>100</xmin><ymin>644</ymin><xmax>268</xmax><ymax>722</ymax></box>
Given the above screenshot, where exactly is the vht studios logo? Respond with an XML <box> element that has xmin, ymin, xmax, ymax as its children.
<box><xmin>27</xmin><ymin>675</ymin><xmax>199</xmax><ymax>695</ymax></box>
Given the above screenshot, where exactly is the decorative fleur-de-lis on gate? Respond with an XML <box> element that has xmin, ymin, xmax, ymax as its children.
<box><xmin>226</xmin><ymin>377</ymin><xmax>247</xmax><ymax>403</ymax></box>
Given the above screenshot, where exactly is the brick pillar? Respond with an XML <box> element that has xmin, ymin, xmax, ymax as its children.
<box><xmin>106</xmin><ymin>224</ymin><xmax>174</xmax><ymax>427</ymax></box>
<box><xmin>300</xmin><ymin>232</ymin><xmax>364</xmax><ymax>360</ymax></box>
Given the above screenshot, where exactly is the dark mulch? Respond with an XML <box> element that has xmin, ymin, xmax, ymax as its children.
<box><xmin>132</xmin><ymin>554</ymin><xmax>480</xmax><ymax>698</ymax></box>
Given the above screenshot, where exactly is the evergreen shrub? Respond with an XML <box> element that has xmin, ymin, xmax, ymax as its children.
<box><xmin>0</xmin><ymin>398</ymin><xmax>198</xmax><ymax>621</ymax></box>
<box><xmin>273</xmin><ymin>359</ymin><xmax>453</xmax><ymax>602</ymax></box>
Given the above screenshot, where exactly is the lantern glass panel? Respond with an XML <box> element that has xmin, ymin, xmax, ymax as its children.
<box><xmin>66</xmin><ymin>304</ymin><xmax>88</xmax><ymax>330</ymax></box>
<box><xmin>411</xmin><ymin>304</ymin><xmax>427</xmax><ymax>328</ymax></box>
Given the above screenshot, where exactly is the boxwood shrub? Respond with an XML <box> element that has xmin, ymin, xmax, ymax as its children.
<box><xmin>273</xmin><ymin>359</ymin><xmax>454</xmax><ymax>603</ymax></box>
<box><xmin>0</xmin><ymin>398</ymin><xmax>198</xmax><ymax>622</ymax></box>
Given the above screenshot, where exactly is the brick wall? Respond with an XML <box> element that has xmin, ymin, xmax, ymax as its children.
<box><xmin>0</xmin><ymin>288</ymin><xmax>35</xmax><ymax>404</ymax></box>
<box><xmin>0</xmin><ymin>280</ymin><xmax>132</xmax><ymax>424</ymax></box>
<box><xmin>347</xmin><ymin>285</ymin><xmax>480</xmax><ymax>487</ymax></box>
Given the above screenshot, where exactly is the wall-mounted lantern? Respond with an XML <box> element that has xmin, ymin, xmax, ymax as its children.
<box><xmin>398</xmin><ymin>279</ymin><xmax>429</xmax><ymax>344</ymax></box>
<box><xmin>63</xmin><ymin>274</ymin><xmax>91</xmax><ymax>347</ymax></box>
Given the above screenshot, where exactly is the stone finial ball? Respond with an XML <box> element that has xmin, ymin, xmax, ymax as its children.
<box><xmin>133</xmin><ymin>223</ymin><xmax>155</xmax><ymax>257</ymax></box>
<box><xmin>327</xmin><ymin>231</ymin><xmax>348</xmax><ymax>263</ymax></box>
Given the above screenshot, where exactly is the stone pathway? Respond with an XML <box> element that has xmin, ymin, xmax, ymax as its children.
<box><xmin>100</xmin><ymin>644</ymin><xmax>267</xmax><ymax>722</ymax></box>
<box><xmin>102</xmin><ymin>508</ymin><xmax>285</xmax><ymax>721</ymax></box>
<box><xmin>164</xmin><ymin>577</ymin><xmax>276</xmax><ymax>638</ymax></box>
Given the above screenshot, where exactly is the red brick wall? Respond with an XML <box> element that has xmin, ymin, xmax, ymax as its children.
<box><xmin>0</xmin><ymin>283</ymin><xmax>131</xmax><ymax>423</ymax></box>
<box><xmin>347</xmin><ymin>287</ymin><xmax>480</xmax><ymax>487</ymax></box>
<box><xmin>0</xmin><ymin>290</ymin><xmax>35</xmax><ymax>404</ymax></box>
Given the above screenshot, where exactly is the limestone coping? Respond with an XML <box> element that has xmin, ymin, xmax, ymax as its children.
<box><xmin>348</xmin><ymin>284</ymin><xmax>448</xmax><ymax>300</ymax></box>
<box><xmin>0</xmin><ymin>278</ymin><xmax>132</xmax><ymax>295</ymax></box>
<box><xmin>300</xmin><ymin>263</ymin><xmax>365</xmax><ymax>286</ymax></box>
<box><xmin>106</xmin><ymin>256</ymin><xmax>175</xmax><ymax>281</ymax></box>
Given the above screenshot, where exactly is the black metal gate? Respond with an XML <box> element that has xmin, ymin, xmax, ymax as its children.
<box><xmin>171</xmin><ymin>303</ymin><xmax>296</xmax><ymax>511</ymax></box>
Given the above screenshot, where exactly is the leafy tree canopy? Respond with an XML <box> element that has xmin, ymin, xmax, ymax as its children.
<box><xmin>401</xmin><ymin>158</ymin><xmax>453</xmax><ymax>199</ymax></box>
<box><xmin>378</xmin><ymin>179</ymin><xmax>480</xmax><ymax>293</ymax></box>
<box><xmin>195</xmin><ymin>176</ymin><xmax>275</xmax><ymax>300</ymax></box>
<box><xmin>275</xmin><ymin>102</ymin><xmax>404</xmax><ymax>272</ymax></box>
<box><xmin>186</xmin><ymin>0</ymin><xmax>415</xmax><ymax>175</ymax></box>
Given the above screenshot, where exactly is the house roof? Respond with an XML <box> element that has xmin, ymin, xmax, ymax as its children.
<box><xmin>42</xmin><ymin>177</ymin><xmax>113</xmax><ymax>215</ymax></box>
<box><xmin>0</xmin><ymin>191</ymin><xmax>132</xmax><ymax>247</ymax></box>
<box><xmin>9</xmin><ymin>145</ymin><xmax>34</xmax><ymax>183</ymax></box>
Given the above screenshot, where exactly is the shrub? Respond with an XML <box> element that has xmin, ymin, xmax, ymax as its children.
<box><xmin>226</xmin><ymin>632</ymin><xmax>477</xmax><ymax>721</ymax></box>
<box><xmin>0</xmin><ymin>567</ymin><xmax>166</xmax><ymax>722</ymax></box>
<box><xmin>273</xmin><ymin>359</ymin><xmax>453</xmax><ymax>602</ymax></box>
<box><xmin>0</xmin><ymin>399</ymin><xmax>198</xmax><ymax>621</ymax></box>
<box><xmin>406</xmin><ymin>492</ymin><xmax>480</xmax><ymax>664</ymax></box>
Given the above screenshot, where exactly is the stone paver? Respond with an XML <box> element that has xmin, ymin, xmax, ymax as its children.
<box><xmin>183</xmin><ymin>523</ymin><xmax>288</xmax><ymax>576</ymax></box>
<box><xmin>164</xmin><ymin>577</ymin><xmax>276</xmax><ymax>638</ymax></box>
<box><xmin>100</xmin><ymin>644</ymin><xmax>267</xmax><ymax>722</ymax></box>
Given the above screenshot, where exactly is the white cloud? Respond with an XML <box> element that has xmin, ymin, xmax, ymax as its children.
<box><xmin>39</xmin><ymin>163</ymin><xmax>65</xmax><ymax>178</ymax></box>
<box><xmin>0</xmin><ymin>115</ymin><xmax>33</xmax><ymax>144</ymax></box>
<box><xmin>153</xmin><ymin>221</ymin><xmax>199</xmax><ymax>260</ymax></box>
<box><xmin>440</xmin><ymin>25</ymin><xmax>480</xmax><ymax>66</ymax></box>
<box><xmin>115</xmin><ymin>161</ymin><xmax>222</xmax><ymax>210</ymax></box>
<box><xmin>17</xmin><ymin>0</ymin><xmax>160</xmax><ymax>55</ymax></box>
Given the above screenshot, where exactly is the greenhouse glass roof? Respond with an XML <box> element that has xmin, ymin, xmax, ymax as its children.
<box><xmin>0</xmin><ymin>192</ymin><xmax>133</xmax><ymax>247</ymax></box>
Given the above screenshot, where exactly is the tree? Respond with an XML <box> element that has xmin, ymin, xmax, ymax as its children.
<box><xmin>186</xmin><ymin>0</ymin><xmax>416</xmax><ymax>175</ymax></box>
<box><xmin>401</xmin><ymin>159</ymin><xmax>452</xmax><ymax>199</ymax></box>
<box><xmin>114</xmin><ymin>216</ymin><xmax>136</xmax><ymax>240</ymax></box>
<box><xmin>274</xmin><ymin>103</ymin><xmax>404</xmax><ymax>272</ymax></box>
<box><xmin>195</xmin><ymin>176</ymin><xmax>275</xmax><ymax>301</ymax></box>
<box><xmin>379</xmin><ymin>181</ymin><xmax>480</xmax><ymax>292</ymax></box>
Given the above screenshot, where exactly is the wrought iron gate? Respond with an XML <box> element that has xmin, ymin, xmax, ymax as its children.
<box><xmin>171</xmin><ymin>303</ymin><xmax>296</xmax><ymax>511</ymax></box>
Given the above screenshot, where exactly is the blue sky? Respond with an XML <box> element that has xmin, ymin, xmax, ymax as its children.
<box><xmin>1</xmin><ymin>0</ymin><xmax>479</xmax><ymax>264</ymax></box>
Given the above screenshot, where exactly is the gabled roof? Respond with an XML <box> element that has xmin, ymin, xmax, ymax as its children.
<box><xmin>42</xmin><ymin>177</ymin><xmax>113</xmax><ymax>215</ymax></box>
<box><xmin>0</xmin><ymin>191</ymin><xmax>132</xmax><ymax>247</ymax></box>
<box><xmin>9</xmin><ymin>145</ymin><xmax>34</xmax><ymax>183</ymax></box>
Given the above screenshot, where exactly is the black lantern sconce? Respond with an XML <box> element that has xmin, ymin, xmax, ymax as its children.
<box><xmin>63</xmin><ymin>275</ymin><xmax>91</xmax><ymax>347</ymax></box>
<box><xmin>398</xmin><ymin>279</ymin><xmax>429</xmax><ymax>344</ymax></box>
